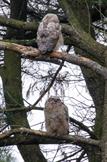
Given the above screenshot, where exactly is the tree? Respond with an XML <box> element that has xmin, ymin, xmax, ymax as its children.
<box><xmin>0</xmin><ymin>0</ymin><xmax>107</xmax><ymax>161</ymax></box>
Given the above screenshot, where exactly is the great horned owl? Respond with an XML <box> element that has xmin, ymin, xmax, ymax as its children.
<box><xmin>44</xmin><ymin>96</ymin><xmax>69</xmax><ymax>136</ymax></box>
<box><xmin>37</xmin><ymin>13</ymin><xmax>63</xmax><ymax>54</ymax></box>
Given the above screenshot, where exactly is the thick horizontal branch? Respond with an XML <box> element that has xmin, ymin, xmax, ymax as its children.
<box><xmin>0</xmin><ymin>128</ymin><xmax>100</xmax><ymax>147</ymax></box>
<box><xmin>0</xmin><ymin>16</ymin><xmax>38</xmax><ymax>31</ymax></box>
<box><xmin>51</xmin><ymin>52</ymin><xmax>107</xmax><ymax>79</ymax></box>
<box><xmin>0</xmin><ymin>41</ymin><xmax>107</xmax><ymax>79</ymax></box>
<box><xmin>0</xmin><ymin>106</ymin><xmax>44</xmax><ymax>113</ymax></box>
<box><xmin>0</xmin><ymin>41</ymin><xmax>40</xmax><ymax>56</ymax></box>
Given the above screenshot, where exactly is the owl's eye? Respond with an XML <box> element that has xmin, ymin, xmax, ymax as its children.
<box><xmin>54</xmin><ymin>99</ymin><xmax>60</xmax><ymax>102</ymax></box>
<box><xmin>41</xmin><ymin>33</ymin><xmax>48</xmax><ymax>37</ymax></box>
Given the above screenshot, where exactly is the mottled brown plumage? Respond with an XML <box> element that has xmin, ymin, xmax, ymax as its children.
<box><xmin>44</xmin><ymin>96</ymin><xmax>69</xmax><ymax>136</ymax></box>
<box><xmin>37</xmin><ymin>13</ymin><xmax>63</xmax><ymax>54</ymax></box>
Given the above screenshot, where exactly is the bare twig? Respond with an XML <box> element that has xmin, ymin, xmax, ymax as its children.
<box><xmin>70</xmin><ymin>117</ymin><xmax>96</xmax><ymax>139</ymax></box>
<box><xmin>57</xmin><ymin>148</ymin><xmax>83</xmax><ymax>162</ymax></box>
<box><xmin>76</xmin><ymin>150</ymin><xmax>86</xmax><ymax>162</ymax></box>
<box><xmin>32</xmin><ymin>60</ymin><xmax>64</xmax><ymax>107</ymax></box>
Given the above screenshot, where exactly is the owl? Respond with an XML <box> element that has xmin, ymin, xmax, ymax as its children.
<box><xmin>37</xmin><ymin>13</ymin><xmax>63</xmax><ymax>54</ymax></box>
<box><xmin>44</xmin><ymin>96</ymin><xmax>69</xmax><ymax>136</ymax></box>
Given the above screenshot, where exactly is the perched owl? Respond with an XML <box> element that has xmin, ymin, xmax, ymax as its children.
<box><xmin>44</xmin><ymin>96</ymin><xmax>69</xmax><ymax>136</ymax></box>
<box><xmin>37</xmin><ymin>13</ymin><xmax>63</xmax><ymax>54</ymax></box>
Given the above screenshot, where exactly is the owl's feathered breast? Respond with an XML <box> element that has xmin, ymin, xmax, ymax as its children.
<box><xmin>44</xmin><ymin>97</ymin><xmax>69</xmax><ymax>136</ymax></box>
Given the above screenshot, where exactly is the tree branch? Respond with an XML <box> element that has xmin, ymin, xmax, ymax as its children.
<box><xmin>0</xmin><ymin>16</ymin><xmax>37</xmax><ymax>31</ymax></box>
<box><xmin>0</xmin><ymin>128</ymin><xmax>100</xmax><ymax>147</ymax></box>
<box><xmin>0</xmin><ymin>40</ymin><xmax>107</xmax><ymax>79</ymax></box>
<box><xmin>59</xmin><ymin>0</ymin><xmax>106</xmax><ymax>61</ymax></box>
<box><xmin>51</xmin><ymin>51</ymin><xmax>107</xmax><ymax>79</ymax></box>
<box><xmin>76</xmin><ymin>150</ymin><xmax>86</xmax><ymax>162</ymax></box>
<box><xmin>70</xmin><ymin>117</ymin><xmax>96</xmax><ymax>139</ymax></box>
<box><xmin>32</xmin><ymin>61</ymin><xmax>64</xmax><ymax>107</ymax></box>
<box><xmin>62</xmin><ymin>24</ymin><xmax>106</xmax><ymax>61</ymax></box>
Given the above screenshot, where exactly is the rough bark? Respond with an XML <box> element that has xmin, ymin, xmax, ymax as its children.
<box><xmin>71</xmin><ymin>1</ymin><xmax>103</xmax><ymax>161</ymax></box>
<box><xmin>59</xmin><ymin>0</ymin><xmax>104</xmax><ymax>161</ymax></box>
<box><xmin>0</xmin><ymin>41</ymin><xmax>107</xmax><ymax>79</ymax></box>
<box><xmin>0</xmin><ymin>15</ymin><xmax>38</xmax><ymax>31</ymax></box>
<box><xmin>102</xmin><ymin>51</ymin><xmax>107</xmax><ymax>162</ymax></box>
<box><xmin>0</xmin><ymin>128</ymin><xmax>100</xmax><ymax>147</ymax></box>
<box><xmin>1</xmin><ymin>0</ymin><xmax>46</xmax><ymax>162</ymax></box>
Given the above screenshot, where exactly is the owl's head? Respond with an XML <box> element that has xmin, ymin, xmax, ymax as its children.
<box><xmin>46</xmin><ymin>96</ymin><xmax>61</xmax><ymax>103</ymax></box>
<box><xmin>42</xmin><ymin>13</ymin><xmax>59</xmax><ymax>24</ymax></box>
<box><xmin>45</xmin><ymin>96</ymin><xmax>61</xmax><ymax>108</ymax></box>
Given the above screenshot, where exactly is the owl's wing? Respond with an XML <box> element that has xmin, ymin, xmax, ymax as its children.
<box><xmin>37</xmin><ymin>20</ymin><xmax>61</xmax><ymax>54</ymax></box>
<box><xmin>63</xmin><ymin>104</ymin><xmax>69</xmax><ymax>122</ymax></box>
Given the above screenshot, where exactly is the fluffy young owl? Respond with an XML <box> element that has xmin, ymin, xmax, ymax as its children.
<box><xmin>37</xmin><ymin>13</ymin><xmax>63</xmax><ymax>54</ymax></box>
<box><xmin>44</xmin><ymin>96</ymin><xmax>69</xmax><ymax>136</ymax></box>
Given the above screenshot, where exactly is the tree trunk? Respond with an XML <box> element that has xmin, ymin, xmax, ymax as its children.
<box><xmin>101</xmin><ymin>52</ymin><xmax>107</xmax><ymax>162</ymax></box>
<box><xmin>2</xmin><ymin>0</ymin><xmax>46</xmax><ymax>161</ymax></box>
<box><xmin>59</xmin><ymin>0</ymin><xmax>103</xmax><ymax>161</ymax></box>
